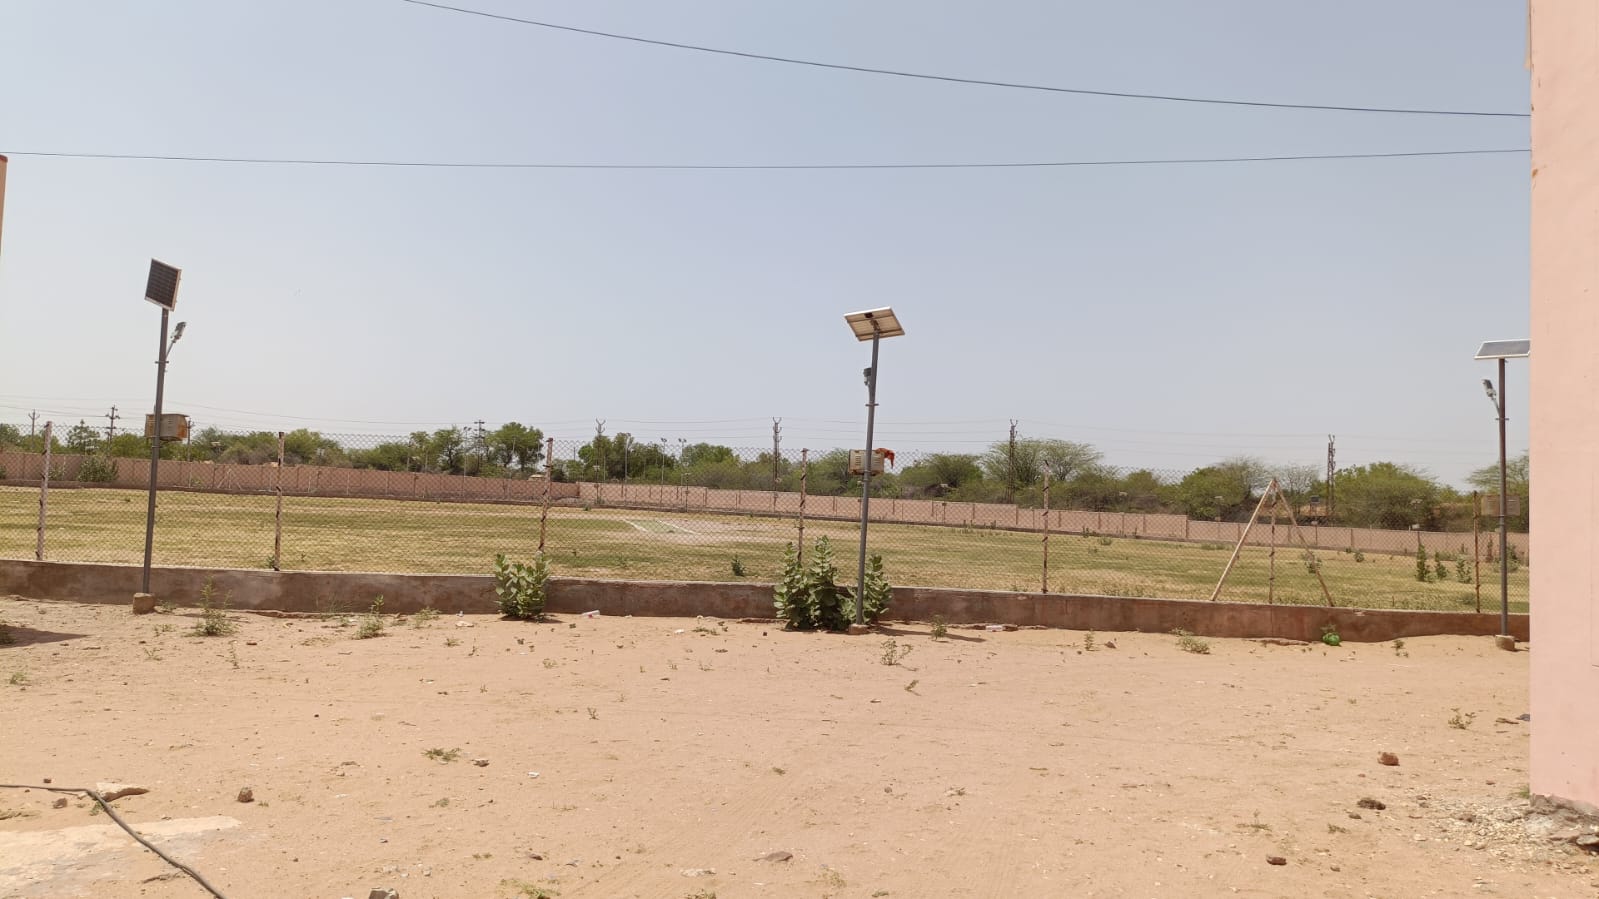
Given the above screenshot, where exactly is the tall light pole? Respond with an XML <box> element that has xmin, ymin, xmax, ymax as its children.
<box><xmin>141</xmin><ymin>260</ymin><xmax>186</xmax><ymax>595</ymax></box>
<box><xmin>844</xmin><ymin>307</ymin><xmax>906</xmax><ymax>626</ymax></box>
<box><xmin>1475</xmin><ymin>339</ymin><xmax>1530</xmax><ymax>641</ymax></box>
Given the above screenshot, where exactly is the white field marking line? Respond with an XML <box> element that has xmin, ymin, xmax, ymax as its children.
<box><xmin>622</xmin><ymin>518</ymin><xmax>701</xmax><ymax>535</ymax></box>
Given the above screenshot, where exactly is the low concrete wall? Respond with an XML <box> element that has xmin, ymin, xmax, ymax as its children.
<box><xmin>0</xmin><ymin>559</ymin><xmax>1529</xmax><ymax>643</ymax></box>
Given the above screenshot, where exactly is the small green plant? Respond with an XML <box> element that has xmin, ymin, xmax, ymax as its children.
<box><xmin>1415</xmin><ymin>545</ymin><xmax>1431</xmax><ymax>583</ymax></box>
<box><xmin>423</xmin><ymin>747</ymin><xmax>461</xmax><ymax>762</ymax></box>
<box><xmin>225</xmin><ymin>642</ymin><xmax>240</xmax><ymax>669</ymax></box>
<box><xmin>1320</xmin><ymin>623</ymin><xmax>1341</xmax><ymax>647</ymax></box>
<box><xmin>1448</xmin><ymin>708</ymin><xmax>1477</xmax><ymax>730</ymax></box>
<box><xmin>903</xmin><ymin>679</ymin><xmax>919</xmax><ymax>693</ymax></box>
<box><xmin>493</xmin><ymin>553</ymin><xmax>550</xmax><ymax>620</ymax></box>
<box><xmin>1392</xmin><ymin>638</ymin><xmax>1409</xmax><ymax>657</ymax></box>
<box><xmin>1172</xmin><ymin>628</ymin><xmax>1211</xmax><ymax>655</ymax></box>
<box><xmin>542</xmin><ymin>658</ymin><xmax>558</xmax><ymax>669</ymax></box>
<box><xmin>76</xmin><ymin>454</ymin><xmax>117</xmax><ymax>483</ymax></box>
<box><xmin>586</xmin><ymin>707</ymin><xmax>598</xmax><ymax>720</ymax></box>
<box><xmin>1353</xmin><ymin>550</ymin><xmax>1365</xmax><ymax>563</ymax></box>
<box><xmin>1097</xmin><ymin>536</ymin><xmax>1113</xmax><ymax>547</ymax></box>
<box><xmin>730</xmin><ymin>556</ymin><xmax>747</xmax><ymax>577</ymax></box>
<box><xmin>1302</xmin><ymin>550</ymin><xmax>1322</xmax><ymax>575</ymax></box>
<box><xmin>929</xmin><ymin>615</ymin><xmax>948</xmax><ymax>641</ymax></box>
<box><xmin>355</xmin><ymin>597</ymin><xmax>387</xmax><ymax>639</ymax></box>
<box><xmin>431</xmin><ymin>797</ymin><xmax>450</xmax><ymax>808</ymax></box>
<box><xmin>1082</xmin><ymin>631</ymin><xmax>1096</xmax><ymax>652</ymax></box>
<box><xmin>411</xmin><ymin>607</ymin><xmax>440</xmax><ymax>627</ymax></box>
<box><xmin>444</xmin><ymin>636</ymin><xmax>460</xmax><ymax>647</ymax></box>
<box><xmin>1455</xmin><ymin>557</ymin><xmax>1471</xmax><ymax>582</ymax></box>
<box><xmin>1434</xmin><ymin>558</ymin><xmax>1449</xmax><ymax>581</ymax></box>
<box><xmin>1239</xmin><ymin>811</ymin><xmax>1271</xmax><ymax>832</ymax></box>
<box><xmin>500</xmin><ymin>878</ymin><xmax>559</xmax><ymax>898</ymax></box>
<box><xmin>773</xmin><ymin>538</ymin><xmax>842</xmax><ymax>631</ymax></box>
<box><xmin>861</xmin><ymin>552</ymin><xmax>893</xmax><ymax>622</ymax></box>
<box><xmin>879</xmin><ymin>639</ymin><xmax>913</xmax><ymax>666</ymax></box>
<box><xmin>8</xmin><ymin>670</ymin><xmax>30</xmax><ymax>686</ymax></box>
<box><xmin>191</xmin><ymin>579</ymin><xmax>237</xmax><ymax>637</ymax></box>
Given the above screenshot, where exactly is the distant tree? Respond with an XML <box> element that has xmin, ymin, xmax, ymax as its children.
<box><xmin>1466</xmin><ymin>452</ymin><xmax>1529</xmax><ymax>533</ymax></box>
<box><xmin>1333</xmin><ymin>462</ymin><xmax>1446</xmax><ymax>530</ymax></box>
<box><xmin>681</xmin><ymin>443</ymin><xmax>736</xmax><ymax>468</ymax></box>
<box><xmin>899</xmin><ymin>453</ymin><xmax>984</xmax><ymax>496</ymax></box>
<box><xmin>428</xmin><ymin>427</ymin><xmax>467</xmax><ymax>474</ymax></box>
<box><xmin>486</xmin><ymin>422</ymin><xmax>545</xmax><ymax>473</ymax></box>
<box><xmin>0</xmin><ymin>423</ymin><xmax>23</xmax><ymax>449</ymax></box>
<box><xmin>103</xmin><ymin>433</ymin><xmax>150</xmax><ymax>459</ymax></box>
<box><xmin>980</xmin><ymin>438</ymin><xmax>1101</xmax><ymax>495</ymax></box>
<box><xmin>1269</xmin><ymin>463</ymin><xmax>1324</xmax><ymax>510</ymax></box>
<box><xmin>1168</xmin><ymin>465</ymin><xmax>1254</xmax><ymax>521</ymax></box>
<box><xmin>64</xmin><ymin>421</ymin><xmax>101</xmax><ymax>455</ymax></box>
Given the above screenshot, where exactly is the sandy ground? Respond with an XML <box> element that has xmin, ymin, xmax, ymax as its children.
<box><xmin>1</xmin><ymin>596</ymin><xmax>1595</xmax><ymax>899</ymax></box>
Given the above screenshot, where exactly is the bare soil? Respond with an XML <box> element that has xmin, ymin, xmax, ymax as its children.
<box><xmin>1</xmin><ymin>596</ymin><xmax>1593</xmax><ymax>899</ymax></box>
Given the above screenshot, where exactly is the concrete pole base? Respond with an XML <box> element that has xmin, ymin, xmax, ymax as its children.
<box><xmin>132</xmin><ymin>593</ymin><xmax>157</xmax><ymax>615</ymax></box>
<box><xmin>1494</xmin><ymin>634</ymin><xmax>1518</xmax><ymax>652</ymax></box>
<box><xmin>846</xmin><ymin>623</ymin><xmax>872</xmax><ymax>635</ymax></box>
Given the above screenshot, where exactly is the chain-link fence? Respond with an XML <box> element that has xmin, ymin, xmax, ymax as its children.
<box><xmin>0</xmin><ymin>427</ymin><xmax>1530</xmax><ymax>613</ymax></box>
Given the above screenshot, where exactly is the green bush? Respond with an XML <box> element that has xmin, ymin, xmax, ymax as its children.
<box><xmin>493</xmin><ymin>553</ymin><xmax>549</xmax><ymax>620</ymax></box>
<box><xmin>774</xmin><ymin>537</ymin><xmax>891</xmax><ymax>631</ymax></box>
<box><xmin>77</xmin><ymin>454</ymin><xmax>118</xmax><ymax>483</ymax></box>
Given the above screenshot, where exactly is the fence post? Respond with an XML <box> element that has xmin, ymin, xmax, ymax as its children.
<box><xmin>35</xmin><ymin>421</ymin><xmax>52</xmax><ymax>560</ymax></box>
<box><xmin>273</xmin><ymin>432</ymin><xmax>285</xmax><ymax>571</ymax></box>
<box><xmin>539</xmin><ymin>437</ymin><xmax>554</xmax><ymax>554</ymax></box>
<box><xmin>1041</xmin><ymin>469</ymin><xmax>1051</xmax><ymax>594</ymax></box>
<box><xmin>1472</xmin><ymin>491</ymin><xmax>1482</xmax><ymax>614</ymax></box>
<box><xmin>797</xmin><ymin>449</ymin><xmax>809</xmax><ymax>563</ymax></box>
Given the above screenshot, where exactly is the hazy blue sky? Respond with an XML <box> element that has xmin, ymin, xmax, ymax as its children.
<box><xmin>0</xmin><ymin>1</ymin><xmax>1529</xmax><ymax>484</ymax></box>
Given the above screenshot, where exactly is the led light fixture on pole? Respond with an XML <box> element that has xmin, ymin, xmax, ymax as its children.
<box><xmin>844</xmin><ymin>307</ymin><xmax>906</xmax><ymax>626</ymax></box>
<box><xmin>1474</xmin><ymin>338</ymin><xmax>1530</xmax><ymax>641</ymax></box>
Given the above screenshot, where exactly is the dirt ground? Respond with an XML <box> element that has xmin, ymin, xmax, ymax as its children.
<box><xmin>1</xmin><ymin>596</ymin><xmax>1595</xmax><ymax>899</ymax></box>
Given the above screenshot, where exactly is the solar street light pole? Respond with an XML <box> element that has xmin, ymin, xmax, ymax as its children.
<box><xmin>1495</xmin><ymin>357</ymin><xmax>1509</xmax><ymax>637</ymax></box>
<box><xmin>855</xmin><ymin>323</ymin><xmax>882</xmax><ymax>626</ymax></box>
<box><xmin>140</xmin><ymin>261</ymin><xmax>185</xmax><ymax>596</ymax></box>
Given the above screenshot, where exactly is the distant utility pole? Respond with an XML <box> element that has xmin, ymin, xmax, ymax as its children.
<box><xmin>28</xmin><ymin>410</ymin><xmax>38</xmax><ymax>439</ymax></box>
<box><xmin>1007</xmin><ymin>420</ymin><xmax>1020</xmax><ymax>501</ymax></box>
<box><xmin>473</xmin><ymin>419</ymin><xmax>487</xmax><ymax>461</ymax></box>
<box><xmin>772</xmin><ymin>418</ymin><xmax>782</xmax><ymax>488</ymax></box>
<box><xmin>105</xmin><ymin>405</ymin><xmax>120</xmax><ymax>440</ymax></box>
<box><xmin>1326</xmin><ymin>435</ymin><xmax>1337</xmax><ymax>520</ymax></box>
<box><xmin>594</xmin><ymin>419</ymin><xmax>607</xmax><ymax>479</ymax></box>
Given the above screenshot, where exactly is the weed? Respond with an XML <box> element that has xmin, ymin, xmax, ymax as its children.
<box><xmin>1082</xmin><ymin>631</ymin><xmax>1096</xmax><ymax>652</ymax></box>
<box><xmin>355</xmin><ymin>597</ymin><xmax>387</xmax><ymax>639</ymax></box>
<box><xmin>472</xmin><ymin>852</ymin><xmax>491</xmax><ymax>860</ymax></box>
<box><xmin>1239</xmin><ymin>812</ymin><xmax>1271</xmax><ymax>832</ymax></box>
<box><xmin>444</xmin><ymin>637</ymin><xmax>460</xmax><ymax>648</ymax></box>
<box><xmin>1327</xmin><ymin>823</ymin><xmax>1348</xmax><ymax>834</ymax></box>
<box><xmin>586</xmin><ymin>707</ymin><xmax>598</xmax><ymax>720</ymax></box>
<box><xmin>542</xmin><ymin>658</ymin><xmax>558</xmax><ymax>669</ymax></box>
<box><xmin>685</xmin><ymin>890</ymin><xmax>717</xmax><ymax>899</ymax></box>
<box><xmin>771</xmin><ymin>766</ymin><xmax>786</xmax><ymax>775</ymax></box>
<box><xmin>493</xmin><ymin>553</ymin><xmax>550</xmax><ymax>620</ymax></box>
<box><xmin>142</xmin><ymin>646</ymin><xmax>163</xmax><ymax>662</ymax></box>
<box><xmin>1456</xmin><ymin>557</ymin><xmax>1471</xmax><ymax>583</ymax></box>
<box><xmin>1392</xmin><ymin>638</ymin><xmax>1408</xmax><ymax>658</ymax></box>
<box><xmin>225</xmin><ymin>643</ymin><xmax>240</xmax><ymax>669</ymax></box>
<box><xmin>1097</xmin><ymin>536</ymin><xmax>1113</xmax><ymax>547</ymax></box>
<box><xmin>431</xmin><ymin>797</ymin><xmax>450</xmax><ymax>808</ymax></box>
<box><xmin>1448</xmin><ymin>708</ymin><xmax>1477</xmax><ymax>730</ymax></box>
<box><xmin>1415</xmin><ymin>546</ymin><xmax>1431</xmax><ymax>583</ymax></box>
<box><xmin>411</xmin><ymin>607</ymin><xmax>440</xmax><ymax>628</ymax></box>
<box><xmin>730</xmin><ymin>556</ymin><xmax>746</xmax><ymax>577</ymax></box>
<box><xmin>153</xmin><ymin>623</ymin><xmax>173</xmax><ymax>636</ymax></box>
<box><xmin>692</xmin><ymin>625</ymin><xmax>719</xmax><ymax>636</ymax></box>
<box><xmin>8</xmin><ymin>670</ymin><xmax>30</xmax><ymax>686</ymax></box>
<box><xmin>930</xmin><ymin>615</ymin><xmax>948</xmax><ymax>641</ymax></box>
<box><xmin>1434</xmin><ymin>558</ymin><xmax>1450</xmax><ymax>581</ymax></box>
<box><xmin>903</xmin><ymin>679</ymin><xmax>919</xmax><ymax>694</ymax></box>
<box><xmin>1172</xmin><ymin>628</ymin><xmax>1211</xmax><ymax>655</ymax></box>
<box><xmin>775</xmin><ymin>538</ymin><xmax>892</xmax><ymax>631</ymax></box>
<box><xmin>423</xmin><ymin>747</ymin><xmax>461</xmax><ymax>762</ymax></box>
<box><xmin>1303</xmin><ymin>550</ymin><xmax>1322</xmax><ymax>575</ymax></box>
<box><xmin>667</xmin><ymin>659</ymin><xmax>678</xmax><ymax>671</ymax></box>
<box><xmin>191</xmin><ymin>580</ymin><xmax>236</xmax><ymax>637</ymax></box>
<box><xmin>1200</xmin><ymin>542</ymin><xmax>1224</xmax><ymax>551</ymax></box>
<box><xmin>879</xmin><ymin>639</ymin><xmax>913</xmax><ymax>666</ymax></box>
<box><xmin>698</xmin><ymin>661</ymin><xmax>713</xmax><ymax>672</ymax></box>
<box><xmin>1353</xmin><ymin>550</ymin><xmax>1365</xmax><ymax>563</ymax></box>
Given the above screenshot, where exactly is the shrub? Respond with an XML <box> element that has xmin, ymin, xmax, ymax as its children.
<box><xmin>191</xmin><ymin>579</ymin><xmax>236</xmax><ymax>637</ymax></box>
<box><xmin>773</xmin><ymin>537</ymin><xmax>890</xmax><ymax>631</ymax></box>
<box><xmin>1414</xmin><ymin>546</ymin><xmax>1431</xmax><ymax>583</ymax></box>
<box><xmin>493</xmin><ymin>553</ymin><xmax>549</xmax><ymax>620</ymax></box>
<box><xmin>355</xmin><ymin>596</ymin><xmax>386</xmax><ymax>639</ymax></box>
<box><xmin>77</xmin><ymin>454</ymin><xmax>118</xmax><ymax>483</ymax></box>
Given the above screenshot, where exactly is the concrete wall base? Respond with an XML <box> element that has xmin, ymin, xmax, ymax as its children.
<box><xmin>0</xmin><ymin>559</ymin><xmax>1530</xmax><ymax>644</ymax></box>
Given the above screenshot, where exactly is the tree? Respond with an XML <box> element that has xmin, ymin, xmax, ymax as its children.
<box><xmin>899</xmin><ymin>453</ymin><xmax>984</xmax><ymax>496</ymax></box>
<box><xmin>0</xmin><ymin>423</ymin><xmax>24</xmax><ymax>449</ymax></box>
<box><xmin>1168</xmin><ymin>465</ymin><xmax>1256</xmax><ymax>521</ymax></box>
<box><xmin>1466</xmin><ymin>452</ymin><xmax>1529</xmax><ymax>533</ymax></box>
<box><xmin>681</xmin><ymin>443</ymin><xmax>736</xmax><ymax>468</ymax></box>
<box><xmin>980</xmin><ymin>438</ymin><xmax>1101</xmax><ymax>494</ymax></box>
<box><xmin>486</xmin><ymin>422</ymin><xmax>545</xmax><ymax>473</ymax></box>
<box><xmin>429</xmin><ymin>427</ymin><xmax>467</xmax><ymax>474</ymax></box>
<box><xmin>1269</xmin><ymin>463</ymin><xmax>1324</xmax><ymax>510</ymax></box>
<box><xmin>64</xmin><ymin>421</ymin><xmax>102</xmax><ymax>454</ymax></box>
<box><xmin>1333</xmin><ymin>462</ymin><xmax>1446</xmax><ymax>530</ymax></box>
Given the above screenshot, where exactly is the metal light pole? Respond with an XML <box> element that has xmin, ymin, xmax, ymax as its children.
<box><xmin>139</xmin><ymin>260</ymin><xmax>185</xmax><ymax>596</ymax></box>
<box><xmin>844</xmin><ymin>307</ymin><xmax>905</xmax><ymax>626</ymax></box>
<box><xmin>1475</xmin><ymin>339</ymin><xmax>1530</xmax><ymax>641</ymax></box>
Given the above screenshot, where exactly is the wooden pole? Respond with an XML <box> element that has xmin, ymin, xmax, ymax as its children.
<box><xmin>1472</xmin><ymin>491</ymin><xmax>1482</xmax><ymax>614</ymax></box>
<box><xmin>797</xmin><ymin>449</ymin><xmax>809</xmax><ymax>564</ymax></box>
<box><xmin>35</xmin><ymin>422</ymin><xmax>52</xmax><ymax>560</ymax></box>
<box><xmin>1268</xmin><ymin>498</ymin><xmax>1277</xmax><ymax>605</ymax></box>
<box><xmin>273</xmin><ymin>432</ymin><xmax>285</xmax><ymax>570</ymax></box>
<box><xmin>1209</xmin><ymin>488</ymin><xmax>1271</xmax><ymax>601</ymax></box>
<box><xmin>1041</xmin><ymin>468</ymin><xmax>1052</xmax><ymax>594</ymax></box>
<box><xmin>1274</xmin><ymin>484</ymin><xmax>1337</xmax><ymax>607</ymax></box>
<box><xmin>538</xmin><ymin>437</ymin><xmax>554</xmax><ymax>554</ymax></box>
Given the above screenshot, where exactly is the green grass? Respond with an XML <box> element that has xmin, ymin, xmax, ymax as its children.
<box><xmin>0</xmin><ymin>485</ymin><xmax>1530</xmax><ymax>612</ymax></box>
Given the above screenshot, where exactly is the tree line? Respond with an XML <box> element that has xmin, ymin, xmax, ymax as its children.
<box><xmin>0</xmin><ymin>423</ymin><xmax>1527</xmax><ymax>533</ymax></box>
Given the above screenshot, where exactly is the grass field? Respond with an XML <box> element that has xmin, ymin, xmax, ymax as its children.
<box><xmin>0</xmin><ymin>485</ymin><xmax>1529</xmax><ymax>612</ymax></box>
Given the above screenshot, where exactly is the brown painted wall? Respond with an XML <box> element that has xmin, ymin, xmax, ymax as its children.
<box><xmin>0</xmin><ymin>559</ymin><xmax>1527</xmax><ymax>643</ymax></box>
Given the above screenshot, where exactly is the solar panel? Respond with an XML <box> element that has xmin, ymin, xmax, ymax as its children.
<box><xmin>844</xmin><ymin>307</ymin><xmax>905</xmax><ymax>341</ymax></box>
<box><xmin>1475</xmin><ymin>339</ymin><xmax>1530</xmax><ymax>359</ymax></box>
<box><xmin>145</xmin><ymin>259</ymin><xmax>182</xmax><ymax>310</ymax></box>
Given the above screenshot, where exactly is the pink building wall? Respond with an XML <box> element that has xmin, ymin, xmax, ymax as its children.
<box><xmin>1529</xmin><ymin>0</ymin><xmax>1599</xmax><ymax>814</ymax></box>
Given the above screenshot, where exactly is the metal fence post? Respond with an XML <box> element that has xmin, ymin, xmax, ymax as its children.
<box><xmin>538</xmin><ymin>437</ymin><xmax>554</xmax><ymax>554</ymax></box>
<box><xmin>1041</xmin><ymin>468</ymin><xmax>1051</xmax><ymax>594</ymax></box>
<box><xmin>797</xmin><ymin>448</ymin><xmax>809</xmax><ymax>563</ymax></box>
<box><xmin>35</xmin><ymin>421</ymin><xmax>52</xmax><ymax>560</ymax></box>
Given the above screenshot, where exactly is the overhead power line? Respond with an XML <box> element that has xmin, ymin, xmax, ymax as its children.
<box><xmin>0</xmin><ymin>148</ymin><xmax>1529</xmax><ymax>170</ymax></box>
<box><xmin>398</xmin><ymin>0</ymin><xmax>1530</xmax><ymax>119</ymax></box>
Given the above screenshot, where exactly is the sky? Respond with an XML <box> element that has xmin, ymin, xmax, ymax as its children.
<box><xmin>0</xmin><ymin>0</ymin><xmax>1531</xmax><ymax>485</ymax></box>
